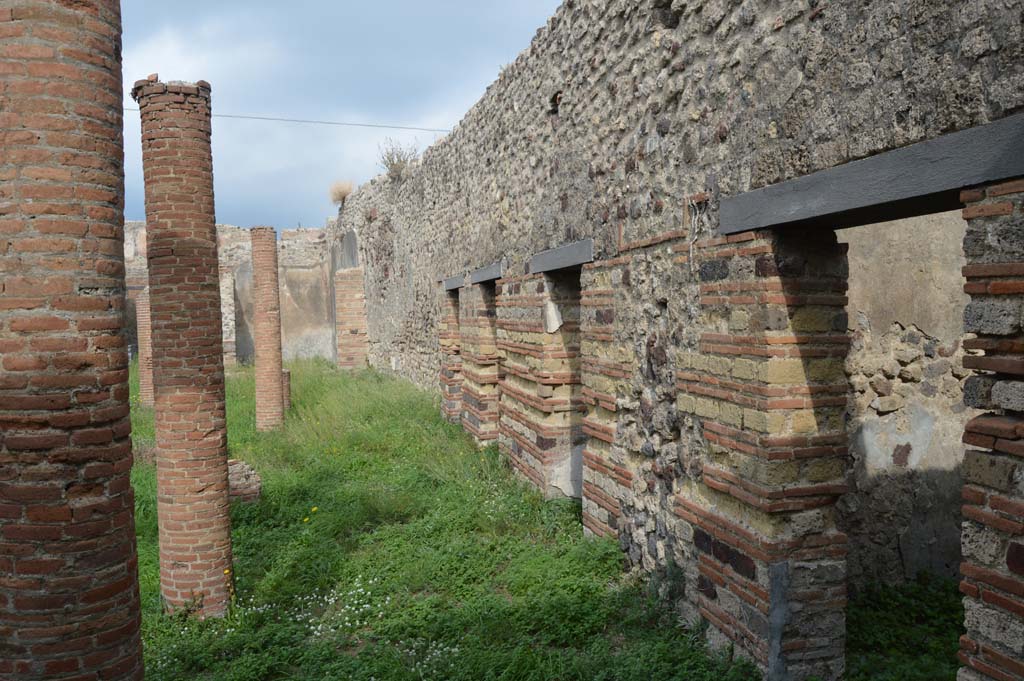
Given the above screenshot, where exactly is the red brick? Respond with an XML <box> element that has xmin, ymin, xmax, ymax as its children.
<box><xmin>134</xmin><ymin>77</ymin><xmax>233</xmax><ymax>618</ymax></box>
<box><xmin>963</xmin><ymin>202</ymin><xmax>1015</xmax><ymax>219</ymax></box>
<box><xmin>0</xmin><ymin>2</ymin><xmax>143</xmax><ymax>678</ymax></box>
<box><xmin>251</xmin><ymin>227</ymin><xmax>285</xmax><ymax>431</ymax></box>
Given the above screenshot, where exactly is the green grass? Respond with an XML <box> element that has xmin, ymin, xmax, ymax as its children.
<box><xmin>130</xmin><ymin>359</ymin><xmax>758</xmax><ymax>681</ymax></box>
<box><xmin>845</xmin><ymin>574</ymin><xmax>964</xmax><ymax>681</ymax></box>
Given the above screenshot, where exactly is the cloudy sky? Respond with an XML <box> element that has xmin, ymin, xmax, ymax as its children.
<box><xmin>121</xmin><ymin>1</ymin><xmax>561</xmax><ymax>229</ymax></box>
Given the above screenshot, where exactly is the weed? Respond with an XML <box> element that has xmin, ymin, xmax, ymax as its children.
<box><xmin>131</xmin><ymin>359</ymin><xmax>962</xmax><ymax>680</ymax></box>
<box><xmin>378</xmin><ymin>138</ymin><xmax>418</xmax><ymax>183</ymax></box>
<box><xmin>845</xmin><ymin>573</ymin><xmax>963</xmax><ymax>681</ymax></box>
<box><xmin>132</xmin><ymin>359</ymin><xmax>757</xmax><ymax>681</ymax></box>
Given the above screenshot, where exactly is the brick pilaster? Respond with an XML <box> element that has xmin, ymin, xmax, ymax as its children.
<box><xmin>219</xmin><ymin>266</ymin><xmax>236</xmax><ymax>366</ymax></box>
<box><xmin>957</xmin><ymin>178</ymin><xmax>1024</xmax><ymax>681</ymax></box>
<box><xmin>496</xmin><ymin>273</ymin><xmax>584</xmax><ymax>496</ymax></box>
<box><xmin>136</xmin><ymin>286</ymin><xmax>155</xmax><ymax>407</ymax></box>
<box><xmin>335</xmin><ymin>268</ymin><xmax>369</xmax><ymax>369</ymax></box>
<box><xmin>282</xmin><ymin>370</ymin><xmax>291</xmax><ymax>412</ymax></box>
<box><xmin>440</xmin><ymin>289</ymin><xmax>463</xmax><ymax>423</ymax></box>
<box><xmin>677</xmin><ymin>229</ymin><xmax>851</xmax><ymax>680</ymax></box>
<box><xmin>0</xmin><ymin>2</ymin><xmax>145</xmax><ymax>678</ymax></box>
<box><xmin>579</xmin><ymin>258</ymin><xmax>633</xmax><ymax>537</ymax></box>
<box><xmin>251</xmin><ymin>226</ymin><xmax>284</xmax><ymax>431</ymax></box>
<box><xmin>461</xmin><ymin>283</ymin><xmax>502</xmax><ymax>446</ymax></box>
<box><xmin>133</xmin><ymin>76</ymin><xmax>232</xmax><ymax>617</ymax></box>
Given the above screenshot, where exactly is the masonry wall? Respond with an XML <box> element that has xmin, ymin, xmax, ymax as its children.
<box><xmin>124</xmin><ymin>222</ymin><xmax>335</xmax><ymax>364</ymax></box>
<box><xmin>836</xmin><ymin>211</ymin><xmax>978</xmax><ymax>588</ymax></box>
<box><xmin>329</xmin><ymin>1</ymin><xmax>1024</xmax><ymax>677</ymax></box>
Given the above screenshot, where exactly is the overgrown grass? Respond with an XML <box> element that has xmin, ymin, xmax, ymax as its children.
<box><xmin>845</xmin><ymin>574</ymin><xmax>963</xmax><ymax>681</ymax></box>
<box><xmin>130</xmin><ymin>360</ymin><xmax>965</xmax><ymax>680</ymax></box>
<box><xmin>130</xmin><ymin>360</ymin><xmax>757</xmax><ymax>681</ymax></box>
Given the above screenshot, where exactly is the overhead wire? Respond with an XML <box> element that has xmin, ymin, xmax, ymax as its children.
<box><xmin>122</xmin><ymin>107</ymin><xmax>451</xmax><ymax>134</ymax></box>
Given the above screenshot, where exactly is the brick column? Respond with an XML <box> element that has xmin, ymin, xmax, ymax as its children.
<box><xmin>335</xmin><ymin>268</ymin><xmax>369</xmax><ymax>369</ymax></box>
<box><xmin>958</xmin><ymin>178</ymin><xmax>1024</xmax><ymax>681</ymax></box>
<box><xmin>0</xmin><ymin>2</ymin><xmax>144</xmax><ymax>679</ymax></box>
<box><xmin>251</xmin><ymin>227</ymin><xmax>284</xmax><ymax>430</ymax></box>
<box><xmin>676</xmin><ymin>229</ymin><xmax>851</xmax><ymax>679</ymax></box>
<box><xmin>136</xmin><ymin>287</ymin><xmax>155</xmax><ymax>407</ymax></box>
<box><xmin>133</xmin><ymin>77</ymin><xmax>232</xmax><ymax>617</ymax></box>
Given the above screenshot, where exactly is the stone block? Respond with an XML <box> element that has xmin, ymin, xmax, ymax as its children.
<box><xmin>992</xmin><ymin>380</ymin><xmax>1024</xmax><ymax>413</ymax></box>
<box><xmin>963</xmin><ymin>298</ymin><xmax>1022</xmax><ymax>335</ymax></box>
<box><xmin>964</xmin><ymin>375</ymin><xmax>997</xmax><ymax>409</ymax></box>
<box><xmin>963</xmin><ymin>449</ymin><xmax>1019</xmax><ymax>493</ymax></box>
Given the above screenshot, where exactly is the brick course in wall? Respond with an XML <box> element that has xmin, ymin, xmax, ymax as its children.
<box><xmin>335</xmin><ymin>268</ymin><xmax>369</xmax><ymax>370</ymax></box>
<box><xmin>133</xmin><ymin>76</ymin><xmax>233</xmax><ymax>617</ymax></box>
<box><xmin>0</xmin><ymin>2</ymin><xmax>145</xmax><ymax>677</ymax></box>
<box><xmin>251</xmin><ymin>227</ymin><xmax>285</xmax><ymax>431</ymax></box>
<box><xmin>957</xmin><ymin>178</ymin><xmax>1024</xmax><ymax>681</ymax></box>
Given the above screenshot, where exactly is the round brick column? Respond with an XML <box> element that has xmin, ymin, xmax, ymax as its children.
<box><xmin>132</xmin><ymin>76</ymin><xmax>232</xmax><ymax>617</ymax></box>
<box><xmin>0</xmin><ymin>2</ymin><xmax>144</xmax><ymax>679</ymax></box>
<box><xmin>136</xmin><ymin>287</ymin><xmax>155</xmax><ymax>407</ymax></box>
<box><xmin>251</xmin><ymin>227</ymin><xmax>285</xmax><ymax>431</ymax></box>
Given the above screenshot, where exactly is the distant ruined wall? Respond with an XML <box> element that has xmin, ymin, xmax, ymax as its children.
<box><xmin>326</xmin><ymin>1</ymin><xmax>1023</xmax><ymax>677</ymax></box>
<box><xmin>124</xmin><ymin>223</ymin><xmax>335</xmax><ymax>364</ymax></box>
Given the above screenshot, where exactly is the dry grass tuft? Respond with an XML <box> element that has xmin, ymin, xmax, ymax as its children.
<box><xmin>330</xmin><ymin>181</ymin><xmax>354</xmax><ymax>206</ymax></box>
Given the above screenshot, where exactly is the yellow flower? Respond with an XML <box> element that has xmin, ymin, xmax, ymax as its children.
<box><xmin>303</xmin><ymin>517</ymin><xmax>310</xmax><ymax>523</ymax></box>
<box><xmin>311</xmin><ymin>506</ymin><xmax>319</xmax><ymax>513</ymax></box>
<box><xmin>224</xmin><ymin>568</ymin><xmax>231</xmax><ymax>575</ymax></box>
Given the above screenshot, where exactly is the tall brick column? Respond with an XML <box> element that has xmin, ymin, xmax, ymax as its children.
<box><xmin>335</xmin><ymin>268</ymin><xmax>369</xmax><ymax>369</ymax></box>
<box><xmin>957</xmin><ymin>179</ymin><xmax>1024</xmax><ymax>681</ymax></box>
<box><xmin>133</xmin><ymin>77</ymin><xmax>232</xmax><ymax>616</ymax></box>
<box><xmin>136</xmin><ymin>286</ymin><xmax>155</xmax><ymax>407</ymax></box>
<box><xmin>0</xmin><ymin>2</ymin><xmax>144</xmax><ymax>679</ymax></box>
<box><xmin>251</xmin><ymin>227</ymin><xmax>284</xmax><ymax>430</ymax></box>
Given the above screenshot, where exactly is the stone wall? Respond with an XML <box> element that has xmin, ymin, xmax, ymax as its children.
<box><xmin>836</xmin><ymin>211</ymin><xmax>977</xmax><ymax>588</ymax></box>
<box><xmin>327</xmin><ymin>1</ymin><xmax>1024</xmax><ymax>677</ymax></box>
<box><xmin>124</xmin><ymin>222</ymin><xmax>336</xmax><ymax>364</ymax></box>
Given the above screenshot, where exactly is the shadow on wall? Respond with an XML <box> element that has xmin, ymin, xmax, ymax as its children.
<box><xmin>835</xmin><ymin>211</ymin><xmax>974</xmax><ymax>589</ymax></box>
<box><xmin>280</xmin><ymin>264</ymin><xmax>334</xmax><ymax>360</ymax></box>
<box><xmin>234</xmin><ymin>261</ymin><xmax>255</xmax><ymax>364</ymax></box>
